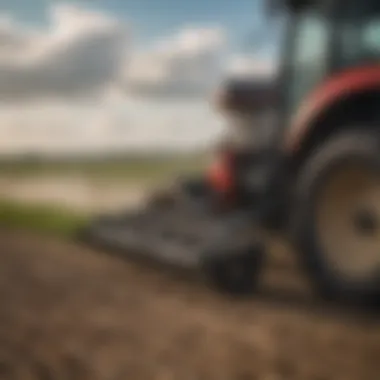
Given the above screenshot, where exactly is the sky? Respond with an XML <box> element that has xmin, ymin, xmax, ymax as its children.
<box><xmin>0</xmin><ymin>0</ymin><xmax>282</xmax><ymax>156</ymax></box>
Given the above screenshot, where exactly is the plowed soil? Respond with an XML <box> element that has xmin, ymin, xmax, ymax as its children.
<box><xmin>0</xmin><ymin>229</ymin><xmax>379</xmax><ymax>380</ymax></box>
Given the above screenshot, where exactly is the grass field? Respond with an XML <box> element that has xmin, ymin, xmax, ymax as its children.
<box><xmin>0</xmin><ymin>154</ymin><xmax>209</xmax><ymax>236</ymax></box>
<box><xmin>0</xmin><ymin>154</ymin><xmax>209</xmax><ymax>182</ymax></box>
<box><xmin>0</xmin><ymin>200</ymin><xmax>89</xmax><ymax>237</ymax></box>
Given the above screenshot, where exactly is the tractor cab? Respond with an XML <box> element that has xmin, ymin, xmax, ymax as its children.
<box><xmin>275</xmin><ymin>0</ymin><xmax>380</xmax><ymax>152</ymax></box>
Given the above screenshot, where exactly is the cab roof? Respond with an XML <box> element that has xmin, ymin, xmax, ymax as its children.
<box><xmin>268</xmin><ymin>0</ymin><xmax>316</xmax><ymax>13</ymax></box>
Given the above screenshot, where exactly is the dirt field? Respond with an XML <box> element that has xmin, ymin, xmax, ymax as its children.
<box><xmin>0</xmin><ymin>229</ymin><xmax>379</xmax><ymax>380</ymax></box>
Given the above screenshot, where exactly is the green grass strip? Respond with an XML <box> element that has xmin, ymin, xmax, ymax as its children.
<box><xmin>0</xmin><ymin>200</ymin><xmax>89</xmax><ymax>238</ymax></box>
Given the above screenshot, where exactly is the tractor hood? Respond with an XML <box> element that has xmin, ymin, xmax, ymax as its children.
<box><xmin>216</xmin><ymin>77</ymin><xmax>277</xmax><ymax>115</ymax></box>
<box><xmin>215</xmin><ymin>76</ymin><xmax>278</xmax><ymax>152</ymax></box>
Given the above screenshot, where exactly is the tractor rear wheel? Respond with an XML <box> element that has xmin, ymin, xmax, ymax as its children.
<box><xmin>293</xmin><ymin>129</ymin><xmax>380</xmax><ymax>306</ymax></box>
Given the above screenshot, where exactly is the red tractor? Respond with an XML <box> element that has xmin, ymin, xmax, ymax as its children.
<box><xmin>81</xmin><ymin>0</ymin><xmax>380</xmax><ymax>306</ymax></box>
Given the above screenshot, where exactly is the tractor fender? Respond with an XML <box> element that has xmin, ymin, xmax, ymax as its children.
<box><xmin>284</xmin><ymin>64</ymin><xmax>380</xmax><ymax>156</ymax></box>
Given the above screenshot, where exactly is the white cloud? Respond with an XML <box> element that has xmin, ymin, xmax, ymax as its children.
<box><xmin>0</xmin><ymin>4</ymin><xmax>129</xmax><ymax>102</ymax></box>
<box><xmin>0</xmin><ymin>96</ymin><xmax>225</xmax><ymax>156</ymax></box>
<box><xmin>0</xmin><ymin>5</ymin><xmax>281</xmax><ymax>155</ymax></box>
<box><xmin>226</xmin><ymin>54</ymin><xmax>277</xmax><ymax>79</ymax></box>
<box><xmin>0</xmin><ymin>6</ymin><xmax>229</xmax><ymax>155</ymax></box>
<box><xmin>0</xmin><ymin>16</ymin><xmax>31</xmax><ymax>51</ymax></box>
<box><xmin>124</xmin><ymin>27</ymin><xmax>227</xmax><ymax>98</ymax></box>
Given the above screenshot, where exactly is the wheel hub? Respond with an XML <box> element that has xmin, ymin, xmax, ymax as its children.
<box><xmin>354</xmin><ymin>208</ymin><xmax>379</xmax><ymax>236</ymax></box>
